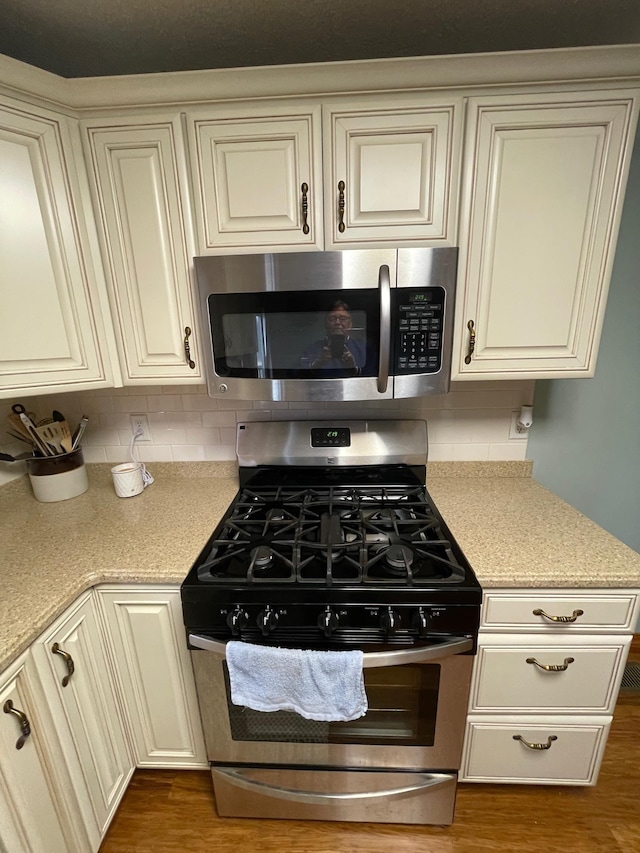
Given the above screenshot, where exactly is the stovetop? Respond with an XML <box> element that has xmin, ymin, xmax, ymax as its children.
<box><xmin>190</xmin><ymin>481</ymin><xmax>467</xmax><ymax>588</ymax></box>
<box><xmin>181</xmin><ymin>421</ymin><xmax>481</xmax><ymax>648</ymax></box>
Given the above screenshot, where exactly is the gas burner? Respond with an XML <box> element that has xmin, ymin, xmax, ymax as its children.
<box><xmin>265</xmin><ymin>508</ymin><xmax>286</xmax><ymax>522</ymax></box>
<box><xmin>366</xmin><ymin>507</ymin><xmax>413</xmax><ymax>526</ymax></box>
<box><xmin>250</xmin><ymin>545</ymin><xmax>273</xmax><ymax>570</ymax></box>
<box><xmin>385</xmin><ymin>544</ymin><xmax>414</xmax><ymax>572</ymax></box>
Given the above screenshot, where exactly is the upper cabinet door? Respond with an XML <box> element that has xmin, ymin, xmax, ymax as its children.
<box><xmin>0</xmin><ymin>100</ymin><xmax>118</xmax><ymax>398</ymax></box>
<box><xmin>187</xmin><ymin>105</ymin><xmax>323</xmax><ymax>253</ymax></box>
<box><xmin>453</xmin><ymin>91</ymin><xmax>638</xmax><ymax>380</ymax></box>
<box><xmin>323</xmin><ymin>97</ymin><xmax>463</xmax><ymax>248</ymax></box>
<box><xmin>84</xmin><ymin>117</ymin><xmax>203</xmax><ymax>382</ymax></box>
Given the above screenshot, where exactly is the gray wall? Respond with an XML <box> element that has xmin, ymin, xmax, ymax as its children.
<box><xmin>527</xmin><ymin>128</ymin><xmax>640</xmax><ymax>553</ymax></box>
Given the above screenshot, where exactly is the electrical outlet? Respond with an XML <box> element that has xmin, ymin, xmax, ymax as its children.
<box><xmin>509</xmin><ymin>410</ymin><xmax>528</xmax><ymax>440</ymax></box>
<box><xmin>130</xmin><ymin>414</ymin><xmax>151</xmax><ymax>442</ymax></box>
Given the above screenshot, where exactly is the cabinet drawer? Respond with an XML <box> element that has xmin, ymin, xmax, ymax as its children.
<box><xmin>482</xmin><ymin>591</ymin><xmax>639</xmax><ymax>632</ymax></box>
<box><xmin>470</xmin><ymin>636</ymin><xmax>630</xmax><ymax>713</ymax></box>
<box><xmin>461</xmin><ymin>716</ymin><xmax>610</xmax><ymax>785</ymax></box>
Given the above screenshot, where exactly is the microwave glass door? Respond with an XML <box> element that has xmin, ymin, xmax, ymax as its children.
<box><xmin>208</xmin><ymin>289</ymin><xmax>381</xmax><ymax>380</ymax></box>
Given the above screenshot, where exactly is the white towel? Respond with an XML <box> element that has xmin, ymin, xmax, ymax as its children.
<box><xmin>226</xmin><ymin>641</ymin><xmax>368</xmax><ymax>722</ymax></box>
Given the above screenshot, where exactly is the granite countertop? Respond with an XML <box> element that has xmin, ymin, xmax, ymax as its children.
<box><xmin>2</xmin><ymin>461</ymin><xmax>640</xmax><ymax>673</ymax></box>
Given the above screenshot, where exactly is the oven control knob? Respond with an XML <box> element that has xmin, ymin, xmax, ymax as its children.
<box><xmin>226</xmin><ymin>607</ymin><xmax>248</xmax><ymax>636</ymax></box>
<box><xmin>380</xmin><ymin>607</ymin><xmax>398</xmax><ymax>634</ymax></box>
<box><xmin>257</xmin><ymin>607</ymin><xmax>279</xmax><ymax>636</ymax></box>
<box><xmin>413</xmin><ymin>607</ymin><xmax>429</xmax><ymax>638</ymax></box>
<box><xmin>318</xmin><ymin>607</ymin><xmax>339</xmax><ymax>638</ymax></box>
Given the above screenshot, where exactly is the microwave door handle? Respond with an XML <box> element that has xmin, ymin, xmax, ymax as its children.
<box><xmin>188</xmin><ymin>634</ymin><xmax>472</xmax><ymax>665</ymax></box>
<box><xmin>377</xmin><ymin>264</ymin><xmax>391</xmax><ymax>394</ymax></box>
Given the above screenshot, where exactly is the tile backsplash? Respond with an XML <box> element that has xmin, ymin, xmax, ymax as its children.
<box><xmin>0</xmin><ymin>380</ymin><xmax>534</xmax><ymax>485</ymax></box>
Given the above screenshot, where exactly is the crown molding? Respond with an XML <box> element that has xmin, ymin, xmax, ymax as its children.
<box><xmin>1</xmin><ymin>44</ymin><xmax>640</xmax><ymax>112</ymax></box>
<box><xmin>0</xmin><ymin>53</ymin><xmax>71</xmax><ymax>110</ymax></box>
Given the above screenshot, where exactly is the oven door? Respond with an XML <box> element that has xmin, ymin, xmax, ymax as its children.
<box><xmin>195</xmin><ymin>249</ymin><xmax>396</xmax><ymax>402</ymax></box>
<box><xmin>189</xmin><ymin>635</ymin><xmax>473</xmax><ymax>772</ymax></box>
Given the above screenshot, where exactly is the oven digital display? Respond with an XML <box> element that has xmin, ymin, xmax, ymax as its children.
<box><xmin>310</xmin><ymin>427</ymin><xmax>351</xmax><ymax>447</ymax></box>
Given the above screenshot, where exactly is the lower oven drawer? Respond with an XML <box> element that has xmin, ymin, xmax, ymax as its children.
<box><xmin>460</xmin><ymin>716</ymin><xmax>611</xmax><ymax>785</ymax></box>
<box><xmin>212</xmin><ymin>766</ymin><xmax>457</xmax><ymax>825</ymax></box>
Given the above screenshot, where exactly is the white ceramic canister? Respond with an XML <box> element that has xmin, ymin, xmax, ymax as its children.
<box><xmin>25</xmin><ymin>448</ymin><xmax>89</xmax><ymax>503</ymax></box>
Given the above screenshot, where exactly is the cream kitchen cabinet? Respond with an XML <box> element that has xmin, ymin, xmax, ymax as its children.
<box><xmin>0</xmin><ymin>96</ymin><xmax>120</xmax><ymax>399</ymax></box>
<box><xmin>96</xmin><ymin>585</ymin><xmax>207</xmax><ymax>768</ymax></box>
<box><xmin>323</xmin><ymin>95</ymin><xmax>462</xmax><ymax>248</ymax></box>
<box><xmin>31</xmin><ymin>591</ymin><xmax>134</xmax><ymax>849</ymax></box>
<box><xmin>186</xmin><ymin>94</ymin><xmax>463</xmax><ymax>254</ymax></box>
<box><xmin>0</xmin><ymin>650</ymin><xmax>86</xmax><ymax>853</ymax></box>
<box><xmin>460</xmin><ymin>588</ymin><xmax>640</xmax><ymax>785</ymax></box>
<box><xmin>462</xmin><ymin>716</ymin><xmax>611</xmax><ymax>786</ymax></box>
<box><xmin>453</xmin><ymin>90</ymin><xmax>639</xmax><ymax>380</ymax></box>
<box><xmin>82</xmin><ymin>115</ymin><xmax>203</xmax><ymax>383</ymax></box>
<box><xmin>186</xmin><ymin>104</ymin><xmax>324</xmax><ymax>253</ymax></box>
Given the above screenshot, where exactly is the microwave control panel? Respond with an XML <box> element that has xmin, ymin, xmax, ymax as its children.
<box><xmin>392</xmin><ymin>287</ymin><xmax>445</xmax><ymax>374</ymax></box>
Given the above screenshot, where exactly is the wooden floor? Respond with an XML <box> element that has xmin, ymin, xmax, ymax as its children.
<box><xmin>101</xmin><ymin>647</ymin><xmax>640</xmax><ymax>853</ymax></box>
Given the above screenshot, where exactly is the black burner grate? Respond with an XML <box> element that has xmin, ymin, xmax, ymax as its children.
<box><xmin>196</xmin><ymin>484</ymin><xmax>467</xmax><ymax>586</ymax></box>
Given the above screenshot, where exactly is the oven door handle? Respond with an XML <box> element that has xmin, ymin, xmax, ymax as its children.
<box><xmin>212</xmin><ymin>766</ymin><xmax>454</xmax><ymax>805</ymax></box>
<box><xmin>377</xmin><ymin>263</ymin><xmax>391</xmax><ymax>394</ymax></box>
<box><xmin>188</xmin><ymin>634</ymin><xmax>473</xmax><ymax>666</ymax></box>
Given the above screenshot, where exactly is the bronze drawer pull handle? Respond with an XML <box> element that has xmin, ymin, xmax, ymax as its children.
<box><xmin>337</xmin><ymin>180</ymin><xmax>346</xmax><ymax>232</ymax></box>
<box><xmin>513</xmin><ymin>734</ymin><xmax>557</xmax><ymax>751</ymax></box>
<box><xmin>533</xmin><ymin>608</ymin><xmax>584</xmax><ymax>623</ymax></box>
<box><xmin>184</xmin><ymin>326</ymin><xmax>196</xmax><ymax>369</ymax></box>
<box><xmin>464</xmin><ymin>320</ymin><xmax>475</xmax><ymax>364</ymax></box>
<box><xmin>52</xmin><ymin>642</ymin><xmax>75</xmax><ymax>687</ymax></box>
<box><xmin>3</xmin><ymin>700</ymin><xmax>31</xmax><ymax>750</ymax></box>
<box><xmin>526</xmin><ymin>656</ymin><xmax>574</xmax><ymax>672</ymax></box>
<box><xmin>301</xmin><ymin>183</ymin><xmax>310</xmax><ymax>234</ymax></box>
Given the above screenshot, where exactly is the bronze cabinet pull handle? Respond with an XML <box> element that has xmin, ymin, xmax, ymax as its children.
<box><xmin>337</xmin><ymin>180</ymin><xmax>346</xmax><ymax>233</ymax></box>
<box><xmin>3</xmin><ymin>700</ymin><xmax>31</xmax><ymax>750</ymax></box>
<box><xmin>184</xmin><ymin>326</ymin><xmax>196</xmax><ymax>369</ymax></box>
<box><xmin>513</xmin><ymin>734</ymin><xmax>557</xmax><ymax>751</ymax></box>
<box><xmin>526</xmin><ymin>656</ymin><xmax>574</xmax><ymax>672</ymax></box>
<box><xmin>464</xmin><ymin>320</ymin><xmax>475</xmax><ymax>364</ymax></box>
<box><xmin>533</xmin><ymin>608</ymin><xmax>584</xmax><ymax>623</ymax></box>
<box><xmin>301</xmin><ymin>183</ymin><xmax>310</xmax><ymax>234</ymax></box>
<box><xmin>52</xmin><ymin>642</ymin><xmax>75</xmax><ymax>687</ymax></box>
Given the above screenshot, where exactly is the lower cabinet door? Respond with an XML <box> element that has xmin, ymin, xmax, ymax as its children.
<box><xmin>0</xmin><ymin>652</ymin><xmax>82</xmax><ymax>853</ymax></box>
<box><xmin>97</xmin><ymin>586</ymin><xmax>207</xmax><ymax>768</ymax></box>
<box><xmin>460</xmin><ymin>715</ymin><xmax>611</xmax><ymax>785</ymax></box>
<box><xmin>31</xmin><ymin>592</ymin><xmax>134</xmax><ymax>847</ymax></box>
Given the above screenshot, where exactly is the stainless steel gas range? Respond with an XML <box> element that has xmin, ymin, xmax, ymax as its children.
<box><xmin>181</xmin><ymin>420</ymin><xmax>481</xmax><ymax>825</ymax></box>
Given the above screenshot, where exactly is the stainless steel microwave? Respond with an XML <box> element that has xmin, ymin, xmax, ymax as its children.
<box><xmin>194</xmin><ymin>248</ymin><xmax>457</xmax><ymax>403</ymax></box>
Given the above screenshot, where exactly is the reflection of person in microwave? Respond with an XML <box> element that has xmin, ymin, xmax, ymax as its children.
<box><xmin>301</xmin><ymin>300</ymin><xmax>366</xmax><ymax>374</ymax></box>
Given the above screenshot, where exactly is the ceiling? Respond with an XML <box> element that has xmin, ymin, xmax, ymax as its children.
<box><xmin>2</xmin><ymin>0</ymin><xmax>640</xmax><ymax>79</ymax></box>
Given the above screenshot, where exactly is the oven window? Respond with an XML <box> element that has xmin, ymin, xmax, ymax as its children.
<box><xmin>208</xmin><ymin>290</ymin><xmax>379</xmax><ymax>379</ymax></box>
<box><xmin>225</xmin><ymin>664</ymin><xmax>439</xmax><ymax>747</ymax></box>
